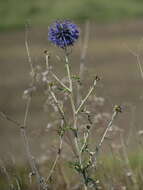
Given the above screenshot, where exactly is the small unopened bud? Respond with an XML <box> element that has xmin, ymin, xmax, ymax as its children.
<box><xmin>114</xmin><ymin>105</ymin><xmax>122</xmax><ymax>113</ymax></box>
<box><xmin>44</xmin><ymin>50</ymin><xmax>50</xmax><ymax>57</ymax></box>
<box><xmin>86</xmin><ymin>125</ymin><xmax>91</xmax><ymax>130</ymax></box>
<box><xmin>95</xmin><ymin>75</ymin><xmax>100</xmax><ymax>81</ymax></box>
<box><xmin>58</xmin><ymin>148</ymin><xmax>61</xmax><ymax>155</ymax></box>
<box><xmin>89</xmin><ymin>151</ymin><xmax>95</xmax><ymax>156</ymax></box>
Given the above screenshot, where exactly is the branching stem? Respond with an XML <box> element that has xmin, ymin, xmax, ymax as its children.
<box><xmin>93</xmin><ymin>106</ymin><xmax>121</xmax><ymax>164</ymax></box>
<box><xmin>51</xmin><ymin>71</ymin><xmax>71</xmax><ymax>93</ymax></box>
<box><xmin>76</xmin><ymin>79</ymin><xmax>97</xmax><ymax>114</ymax></box>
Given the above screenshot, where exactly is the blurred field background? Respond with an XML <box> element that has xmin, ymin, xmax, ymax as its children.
<box><xmin>1</xmin><ymin>0</ymin><xmax>143</xmax><ymax>189</ymax></box>
<box><xmin>1</xmin><ymin>0</ymin><xmax>143</xmax><ymax>30</ymax></box>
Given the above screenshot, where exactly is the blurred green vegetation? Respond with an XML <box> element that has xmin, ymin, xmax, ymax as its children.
<box><xmin>1</xmin><ymin>0</ymin><xmax>143</xmax><ymax>30</ymax></box>
<box><xmin>1</xmin><ymin>150</ymin><xmax>143</xmax><ymax>189</ymax></box>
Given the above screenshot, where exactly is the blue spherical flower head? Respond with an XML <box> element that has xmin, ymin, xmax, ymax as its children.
<box><xmin>48</xmin><ymin>20</ymin><xmax>79</xmax><ymax>49</ymax></box>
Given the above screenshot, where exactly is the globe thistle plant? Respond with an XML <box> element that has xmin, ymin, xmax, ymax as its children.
<box><xmin>0</xmin><ymin>20</ymin><xmax>124</xmax><ymax>190</ymax></box>
<box><xmin>48</xmin><ymin>20</ymin><xmax>79</xmax><ymax>48</ymax></box>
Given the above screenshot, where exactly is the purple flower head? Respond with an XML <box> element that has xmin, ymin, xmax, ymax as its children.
<box><xmin>48</xmin><ymin>20</ymin><xmax>79</xmax><ymax>48</ymax></box>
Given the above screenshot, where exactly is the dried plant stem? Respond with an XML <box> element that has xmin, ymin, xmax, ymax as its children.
<box><xmin>80</xmin><ymin>129</ymin><xmax>90</xmax><ymax>154</ymax></box>
<box><xmin>25</xmin><ymin>38</ymin><xmax>33</xmax><ymax>73</ymax></box>
<box><xmin>93</xmin><ymin>107</ymin><xmax>121</xmax><ymax>161</ymax></box>
<box><xmin>65</xmin><ymin>56</ymin><xmax>73</xmax><ymax>91</ymax></box>
<box><xmin>126</xmin><ymin>46</ymin><xmax>143</xmax><ymax>80</ymax></box>
<box><xmin>25</xmin><ymin>25</ymin><xmax>34</xmax><ymax>77</ymax></box>
<box><xmin>45</xmin><ymin>53</ymin><xmax>50</xmax><ymax>69</ymax></box>
<box><xmin>49</xmin><ymin>87</ymin><xmax>76</xmax><ymax>155</ymax></box>
<box><xmin>47</xmin><ymin>86</ymin><xmax>76</xmax><ymax>181</ymax></box>
<box><xmin>51</xmin><ymin>71</ymin><xmax>71</xmax><ymax>93</ymax></box>
<box><xmin>23</xmin><ymin>97</ymin><xmax>31</xmax><ymax>127</ymax></box>
<box><xmin>98</xmin><ymin>111</ymin><xmax>117</xmax><ymax>149</ymax></box>
<box><xmin>44</xmin><ymin>52</ymin><xmax>71</xmax><ymax>93</ymax></box>
<box><xmin>46</xmin><ymin>86</ymin><xmax>67</xmax><ymax>181</ymax></box>
<box><xmin>65</xmin><ymin>55</ymin><xmax>80</xmax><ymax>155</ymax></box>
<box><xmin>80</xmin><ymin>21</ymin><xmax>90</xmax><ymax>76</ymax></box>
<box><xmin>64</xmin><ymin>54</ymin><xmax>101</xmax><ymax>189</ymax></box>
<box><xmin>84</xmin><ymin>184</ymin><xmax>88</xmax><ymax>190</ymax></box>
<box><xmin>46</xmin><ymin>135</ymin><xmax>63</xmax><ymax>182</ymax></box>
<box><xmin>49</xmin><ymin>86</ymin><xmax>66</xmax><ymax>123</ymax></box>
<box><xmin>0</xmin><ymin>112</ymin><xmax>47</xmax><ymax>190</ymax></box>
<box><xmin>0</xmin><ymin>111</ymin><xmax>21</xmax><ymax>127</ymax></box>
<box><xmin>136</xmin><ymin>54</ymin><xmax>143</xmax><ymax>80</ymax></box>
<box><xmin>73</xmin><ymin>113</ymin><xmax>81</xmax><ymax>160</ymax></box>
<box><xmin>20</xmin><ymin>127</ymin><xmax>41</xmax><ymax>185</ymax></box>
<box><xmin>76</xmin><ymin>79</ymin><xmax>97</xmax><ymax>114</ymax></box>
<box><xmin>77</xmin><ymin>20</ymin><xmax>90</xmax><ymax>105</ymax></box>
<box><xmin>22</xmin><ymin>99</ymin><xmax>37</xmax><ymax>178</ymax></box>
<box><xmin>65</xmin><ymin>55</ymin><xmax>91</xmax><ymax>190</ymax></box>
<box><xmin>120</xmin><ymin>134</ymin><xmax>138</xmax><ymax>189</ymax></box>
<box><xmin>45</xmin><ymin>54</ymin><xmax>67</xmax><ymax>124</ymax></box>
<box><xmin>24</xmin><ymin>29</ymin><xmax>48</xmax><ymax>189</ymax></box>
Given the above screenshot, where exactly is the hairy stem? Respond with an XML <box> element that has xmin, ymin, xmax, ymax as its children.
<box><xmin>65</xmin><ymin>55</ymin><xmax>80</xmax><ymax>157</ymax></box>
<box><xmin>93</xmin><ymin>106</ymin><xmax>121</xmax><ymax>164</ymax></box>
<box><xmin>76</xmin><ymin>79</ymin><xmax>98</xmax><ymax>114</ymax></box>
